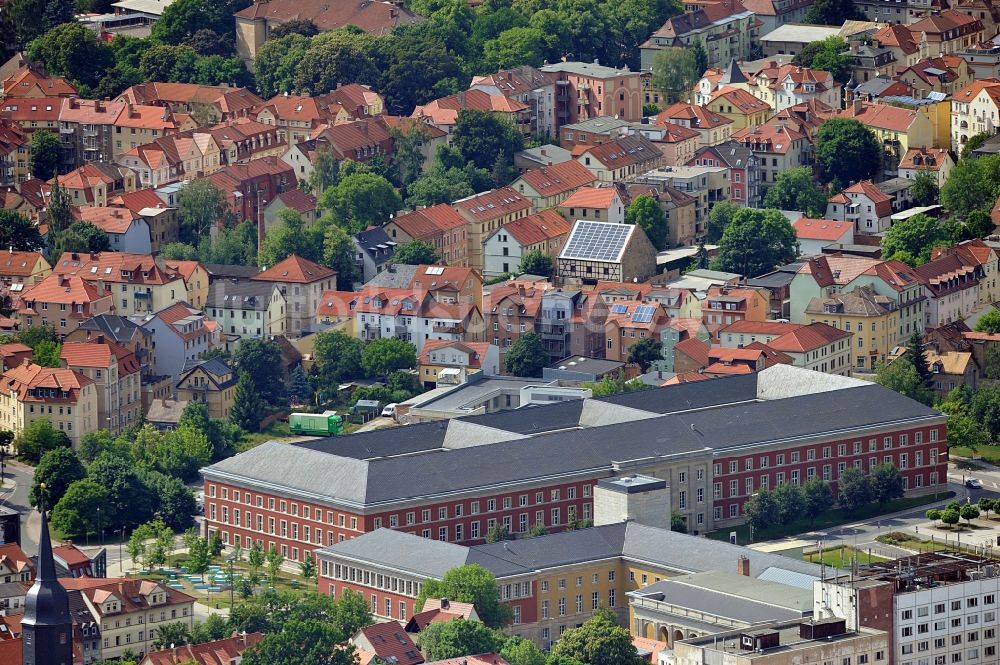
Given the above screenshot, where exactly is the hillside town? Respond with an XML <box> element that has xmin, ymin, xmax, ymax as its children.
<box><xmin>6</xmin><ymin>0</ymin><xmax>1000</xmax><ymax>663</ymax></box>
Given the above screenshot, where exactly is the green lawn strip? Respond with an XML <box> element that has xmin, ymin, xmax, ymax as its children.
<box><xmin>804</xmin><ymin>546</ymin><xmax>888</xmax><ymax>568</ymax></box>
<box><xmin>707</xmin><ymin>492</ymin><xmax>953</xmax><ymax>545</ymax></box>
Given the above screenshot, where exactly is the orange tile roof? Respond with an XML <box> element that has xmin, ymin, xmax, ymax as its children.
<box><xmin>353</xmin><ymin>622</ymin><xmax>422</xmax><ymax>665</ymax></box>
<box><xmin>767</xmin><ymin>322</ymin><xmax>852</xmax><ymax>353</ymax></box>
<box><xmin>53</xmin><ymin>251</ymin><xmax>180</xmax><ymax>286</ymax></box>
<box><xmin>874</xmin><ymin>23</ymin><xmax>919</xmax><ymax>54</ymax></box>
<box><xmin>656</xmin><ymin>102</ymin><xmax>733</xmax><ymax>129</ymax></box>
<box><xmin>253</xmin><ymin>254</ymin><xmax>336</xmax><ymax>283</ymax></box>
<box><xmin>118</xmin><ymin>83</ymin><xmax>264</xmax><ymax>113</ymax></box>
<box><xmin>0</xmin><ymin>543</ymin><xmax>33</xmax><ymax>574</ymax></box>
<box><xmin>109</xmin><ymin>188</ymin><xmax>167</xmax><ymax>214</ymax></box>
<box><xmin>0</xmin><ymin>362</ymin><xmax>93</xmax><ymax>403</ymax></box>
<box><xmin>73</xmin><ymin>206</ymin><xmax>139</xmax><ymax>234</ymax></box>
<box><xmin>674</xmin><ymin>336</ymin><xmax>710</xmax><ymax>366</ymax></box>
<box><xmin>898</xmin><ymin>147</ymin><xmax>949</xmax><ymax>171</ymax></box>
<box><xmin>499</xmin><ymin>209</ymin><xmax>572</xmax><ymax>247</ymax></box>
<box><xmin>792</xmin><ymin>218</ymin><xmax>853</xmax><ymax>241</ymax></box>
<box><xmin>1</xmin><ymin>96</ymin><xmax>61</xmax><ymax>123</ymax></box>
<box><xmin>392</xmin><ymin>204</ymin><xmax>467</xmax><ymax>241</ymax></box>
<box><xmin>61</xmin><ymin>339</ymin><xmax>140</xmax><ymax>375</ymax></box>
<box><xmin>453</xmin><ymin>187</ymin><xmax>532</xmax><ymax>221</ymax></box>
<box><xmin>17</xmin><ymin>273</ymin><xmax>104</xmax><ymax>308</ymax></box>
<box><xmin>838</xmin><ymin>102</ymin><xmax>917</xmax><ymax>132</ymax></box>
<box><xmin>709</xmin><ymin>86</ymin><xmax>771</xmax><ymax>113</ymax></box>
<box><xmin>0</xmin><ymin>251</ymin><xmax>45</xmax><ymax>278</ymax></box>
<box><xmin>719</xmin><ymin>320</ymin><xmax>801</xmax><ymax>336</ymax></box>
<box><xmin>954</xmin><ymin>77</ymin><xmax>1000</xmax><ymax>102</ymax></box>
<box><xmin>559</xmin><ymin>186</ymin><xmax>618</xmax><ymax>210</ymax></box>
<box><xmin>517</xmin><ymin>160</ymin><xmax>596</xmax><ymax>198</ymax></box>
<box><xmin>413</xmin><ymin>89</ymin><xmax>528</xmax><ymax>126</ymax></box>
<box><xmin>419</xmin><ymin>339</ymin><xmax>492</xmax><ymax>366</ymax></box>
<box><xmin>141</xmin><ymin>633</ymin><xmax>263</xmax><ymax>665</ymax></box>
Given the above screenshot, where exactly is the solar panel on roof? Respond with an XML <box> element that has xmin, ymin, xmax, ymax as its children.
<box><xmin>632</xmin><ymin>305</ymin><xmax>655</xmax><ymax>323</ymax></box>
<box><xmin>561</xmin><ymin>222</ymin><xmax>632</xmax><ymax>262</ymax></box>
<box><xmin>611</xmin><ymin>303</ymin><xmax>629</xmax><ymax>314</ymax></box>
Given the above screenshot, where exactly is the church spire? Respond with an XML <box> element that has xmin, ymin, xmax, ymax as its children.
<box><xmin>22</xmin><ymin>492</ymin><xmax>72</xmax><ymax>665</ymax></box>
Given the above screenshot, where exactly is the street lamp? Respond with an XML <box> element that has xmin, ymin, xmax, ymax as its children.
<box><xmin>97</xmin><ymin>507</ymin><xmax>102</xmax><ymax>548</ymax></box>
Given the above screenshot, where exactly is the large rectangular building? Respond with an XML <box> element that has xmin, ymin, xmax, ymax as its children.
<box><xmin>200</xmin><ymin>365</ymin><xmax>948</xmax><ymax>565</ymax></box>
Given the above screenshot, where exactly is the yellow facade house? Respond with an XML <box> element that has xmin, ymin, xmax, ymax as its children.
<box><xmin>804</xmin><ymin>285</ymin><xmax>901</xmax><ymax>373</ymax></box>
<box><xmin>0</xmin><ymin>362</ymin><xmax>96</xmax><ymax>448</ymax></box>
<box><xmin>176</xmin><ymin>358</ymin><xmax>238</xmax><ymax>420</ymax></box>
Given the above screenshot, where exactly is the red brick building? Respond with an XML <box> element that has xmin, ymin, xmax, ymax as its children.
<box><xmin>201</xmin><ymin>367</ymin><xmax>947</xmax><ymax>563</ymax></box>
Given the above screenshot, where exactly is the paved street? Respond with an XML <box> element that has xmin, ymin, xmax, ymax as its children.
<box><xmin>0</xmin><ymin>458</ymin><xmax>36</xmax><ymax>556</ymax></box>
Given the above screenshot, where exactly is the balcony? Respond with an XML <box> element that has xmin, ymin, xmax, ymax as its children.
<box><xmin>59</xmin><ymin>125</ymin><xmax>74</xmax><ymax>134</ymax></box>
<box><xmin>433</xmin><ymin>323</ymin><xmax>464</xmax><ymax>335</ymax></box>
<box><xmin>82</xmin><ymin>127</ymin><xmax>99</xmax><ymax>137</ymax></box>
<box><xmin>362</xmin><ymin>323</ymin><xmax>381</xmax><ymax>340</ymax></box>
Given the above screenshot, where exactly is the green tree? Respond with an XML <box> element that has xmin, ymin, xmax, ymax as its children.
<box><xmin>311</xmin><ymin>330</ymin><xmax>365</xmax><ymax>388</ymax></box>
<box><xmin>15</xmin><ymin>418</ymin><xmax>70</xmax><ymax>463</ymax></box>
<box><xmin>980</xmin><ymin>497</ymin><xmax>994</xmax><ymax>520</ymax></box>
<box><xmin>802</xmin><ymin>477</ymin><xmax>834</xmax><ymax>524</ymax></box>
<box><xmin>943</xmin><ymin>409</ymin><xmax>991</xmax><ymax>449</ymax></box>
<box><xmin>406</xmin><ymin>164</ymin><xmax>480</xmax><ymax>208</ymax></box>
<box><xmin>773</xmin><ymin>482</ymin><xmax>804</xmax><ymax>523</ymax></box>
<box><xmin>258</xmin><ymin>209</ymin><xmax>324</xmax><ymax>268</ymax></box>
<box><xmin>189</xmin><ymin>614</ymin><xmax>230</xmax><ymax>644</ymax></box>
<box><xmin>300</xmin><ymin>551</ymin><xmax>317</xmax><ymax>580</ymax></box>
<box><xmin>243</xmin><ymin>618</ymin><xmax>351</xmax><ymax>665</ymax></box>
<box><xmin>178</xmin><ymin>180</ymin><xmax>232</xmax><ymax>244</ymax></box>
<box><xmin>503</xmin><ymin>332</ymin><xmax>548</xmax><ymax>377</ymax></box>
<box><xmin>321</xmin><ymin>222</ymin><xmax>358</xmax><ymax>290</ymax></box>
<box><xmin>248</xmin><ymin>541</ymin><xmax>265</xmax><ymax>578</ymax></box>
<box><xmin>744</xmin><ymin>489</ymin><xmax>780</xmax><ymax>533</ymax></box>
<box><xmin>29</xmin><ymin>130</ymin><xmax>61</xmax><ymax>181</ymax></box>
<box><xmin>970</xmin><ymin>385</ymin><xmax>1000</xmax><ymax>440</ymax></box>
<box><xmin>486</xmin><ymin>523</ymin><xmax>512</xmax><ymax>542</ymax></box>
<box><xmin>870</xmin><ymin>462</ymin><xmax>905</xmax><ymax>505</ymax></box>
<box><xmin>517</xmin><ymin>249</ymin><xmax>553</xmax><ymax>277</ymax></box>
<box><xmin>307</xmin><ymin>148</ymin><xmax>340</xmax><ymax>195</ymax></box>
<box><xmin>625</xmin><ymin>195</ymin><xmax>668</xmax><ymax>250</ymax></box>
<box><xmin>30</xmin><ymin>447</ymin><xmax>85</xmax><ymax>510</ymax></box>
<box><xmin>805</xmin><ymin>0</ymin><xmax>860</xmax><ymax>24</ymax></box>
<box><xmin>838</xmin><ymin>467</ymin><xmax>873</xmax><ymax>513</ymax></box>
<box><xmin>910</xmin><ymin>170</ymin><xmax>940</xmax><ymax>207</ymax></box>
<box><xmin>230</xmin><ymin>372</ymin><xmax>266</xmax><ymax>433</ymax></box>
<box><xmin>940</xmin><ymin>154</ymin><xmax>1000</xmax><ymax>220</ymax></box>
<box><xmin>627</xmin><ymin>337</ymin><xmax>663</xmax><ymax>372</ymax></box>
<box><xmin>483</xmin><ymin>26</ymin><xmax>547</xmax><ymax>69</ymax></box>
<box><xmin>670</xmin><ymin>511</ymin><xmax>687</xmax><ymax>533</ymax></box>
<box><xmin>712</xmin><ymin>208</ymin><xmax>798</xmax><ymax>277</ymax></box>
<box><xmin>881</xmin><ymin>214</ymin><xmax>953</xmax><ymax>266</ymax></box>
<box><xmin>293</xmin><ymin>33</ymin><xmax>378</xmax><ymax>95</ymax></box>
<box><xmin>705</xmin><ymin>200</ymin><xmax>739</xmax><ymax>243</ymax></box>
<box><xmin>926</xmin><ymin>508</ymin><xmax>941</xmax><ymax>523</ymax></box>
<box><xmin>451</xmin><ymin>110</ymin><xmax>524</xmax><ymax>182</ymax></box>
<box><xmin>88</xmin><ymin>452</ymin><xmax>157</xmax><ymax>527</ymax></box>
<box><xmin>418</xmin><ymin>619</ymin><xmax>503</xmax><ymax>661</ymax></box>
<box><xmin>815</xmin><ymin>118</ymin><xmax>881</xmax><ymax>185</ymax></box>
<box><xmin>187</xmin><ymin>535</ymin><xmax>211</xmax><ymax>581</ymax></box>
<box><xmin>266</xmin><ymin>544</ymin><xmax>284</xmax><ymax>583</ymax></box>
<box><xmin>762</xmin><ymin>167</ymin><xmax>829</xmax><ymax>217</ymax></box>
<box><xmin>961</xmin><ymin>131</ymin><xmax>994</xmax><ymax>160</ymax></box>
<box><xmin>270</xmin><ymin>18</ymin><xmax>319</xmax><ymax>38</ymax></box>
<box><xmin>0</xmin><ymin>210</ymin><xmax>45</xmax><ymax>251</ymax></box>
<box><xmin>942</xmin><ymin>508</ymin><xmax>960</xmax><ymax>528</ymax></box>
<box><xmin>153</xmin><ymin>622</ymin><xmax>192</xmax><ymax>649</ymax></box>
<box><xmin>287</xmin><ymin>365</ymin><xmax>313</xmax><ymax>405</ymax></box>
<box><xmin>907</xmin><ymin>330</ymin><xmax>933</xmax><ymax>388</ymax></box>
<box><xmin>361</xmin><ymin>338</ymin><xmax>417</xmax><ymax>378</ymax></box>
<box><xmin>961</xmin><ymin>503</ymin><xmax>981</xmax><ymax>526</ymax></box>
<box><xmin>127</xmin><ymin>521</ymin><xmax>154</xmax><ymax>571</ymax></box>
<box><xmin>151</xmin><ymin>0</ymin><xmax>242</xmax><ymax>44</ymax></box>
<box><xmin>50</xmin><ymin>480</ymin><xmax>109</xmax><ymax>538</ymax></box>
<box><xmin>875</xmin><ymin>357</ymin><xmax>934</xmax><ymax>406</ymax></box>
<box><xmin>253</xmin><ymin>34</ymin><xmax>311</xmax><ymax>98</ymax></box>
<box><xmin>46</xmin><ymin>181</ymin><xmax>72</xmax><ymax>258</ymax></box>
<box><xmin>651</xmin><ymin>47</ymin><xmax>699</xmax><ymax>104</ymax></box>
<box><xmin>391</xmin><ymin>240</ymin><xmax>440</xmax><ymax>266</ymax></box>
<box><xmin>318</xmin><ymin>172</ymin><xmax>402</xmax><ymax>234</ymax></box>
<box><xmin>53</xmin><ymin>222</ymin><xmax>112</xmax><ymax>257</ymax></box>
<box><xmin>501</xmin><ymin>636</ymin><xmax>546</xmax><ymax>665</ymax></box>
<box><xmin>376</xmin><ymin>36</ymin><xmax>468</xmax><ymax>115</ymax></box>
<box><xmin>415</xmin><ymin>564</ymin><xmax>513</xmax><ymax>628</ymax></box>
<box><xmin>27</xmin><ymin>22</ymin><xmax>114</xmax><ymax>88</ymax></box>
<box><xmin>548</xmin><ymin>608</ymin><xmax>640</xmax><ymax>665</ymax></box>
<box><xmin>32</xmin><ymin>340</ymin><xmax>62</xmax><ymax>368</ymax></box>
<box><xmin>234</xmin><ymin>339</ymin><xmax>284</xmax><ymax>404</ymax></box>
<box><xmin>976</xmin><ymin>310</ymin><xmax>1000</xmax><ymax>333</ymax></box>
<box><xmin>792</xmin><ymin>37</ymin><xmax>853</xmax><ymax>83</ymax></box>
<box><xmin>149</xmin><ymin>474</ymin><xmax>197</xmax><ymax>531</ymax></box>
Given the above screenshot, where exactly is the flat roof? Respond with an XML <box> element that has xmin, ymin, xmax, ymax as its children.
<box><xmin>760</xmin><ymin>23</ymin><xmax>841</xmax><ymax>43</ymax></box>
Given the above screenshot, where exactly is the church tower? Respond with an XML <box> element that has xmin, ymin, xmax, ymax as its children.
<box><xmin>21</xmin><ymin>503</ymin><xmax>72</xmax><ymax>665</ymax></box>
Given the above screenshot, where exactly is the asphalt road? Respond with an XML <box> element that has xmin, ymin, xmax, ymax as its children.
<box><xmin>0</xmin><ymin>458</ymin><xmax>36</xmax><ymax>556</ymax></box>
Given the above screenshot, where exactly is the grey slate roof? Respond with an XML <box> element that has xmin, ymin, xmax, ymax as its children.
<box><xmin>203</xmin><ymin>380</ymin><xmax>941</xmax><ymax>509</ymax></box>
<box><xmin>206</xmin><ymin>280</ymin><xmax>278</xmax><ymax>311</ymax></box>
<box><xmin>362</xmin><ymin>264</ymin><xmax>418</xmax><ymax>289</ymax></box>
<box><xmin>318</xmin><ymin>522</ymin><xmax>822</xmax><ymax>583</ymax></box>
<box><xmin>74</xmin><ymin>314</ymin><xmax>150</xmax><ymax>344</ymax></box>
<box><xmin>635</xmin><ymin>573</ymin><xmax>812</xmax><ymax>624</ymax></box>
<box><xmin>355</xmin><ymin>227</ymin><xmax>396</xmax><ymax>266</ymax></box>
<box><xmin>203</xmin><ymin>263</ymin><xmax>261</xmax><ymax>280</ymax></box>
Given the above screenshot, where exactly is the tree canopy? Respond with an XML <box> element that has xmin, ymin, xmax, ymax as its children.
<box><xmin>625</xmin><ymin>196</ymin><xmax>668</xmax><ymax>250</ymax></box>
<box><xmin>392</xmin><ymin>240</ymin><xmax>440</xmax><ymax>266</ymax></box>
<box><xmin>548</xmin><ymin>608</ymin><xmax>642</xmax><ymax>665</ymax></box>
<box><xmin>651</xmin><ymin>47</ymin><xmax>700</xmax><ymax>105</ymax></box>
<box><xmin>880</xmin><ymin>214</ymin><xmax>955</xmax><ymax>266</ymax></box>
<box><xmin>761</xmin><ymin>167</ymin><xmax>828</xmax><ymax>217</ymax></box>
<box><xmin>415</xmin><ymin>564</ymin><xmax>512</xmax><ymax>628</ymax></box>
<box><xmin>711</xmin><ymin>208</ymin><xmax>799</xmax><ymax>277</ymax></box>
<box><xmin>0</xmin><ymin>211</ymin><xmax>45</xmax><ymax>252</ymax></box>
<box><xmin>815</xmin><ymin>118</ymin><xmax>881</xmax><ymax>185</ymax></box>
<box><xmin>503</xmin><ymin>332</ymin><xmax>549</xmax><ymax>378</ymax></box>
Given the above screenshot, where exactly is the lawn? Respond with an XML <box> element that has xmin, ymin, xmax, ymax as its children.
<box><xmin>951</xmin><ymin>445</ymin><xmax>1000</xmax><ymax>465</ymax></box>
<box><xmin>131</xmin><ymin>553</ymin><xmax>315</xmax><ymax>612</ymax></box>
<box><xmin>804</xmin><ymin>545</ymin><xmax>888</xmax><ymax>568</ymax></box>
<box><xmin>707</xmin><ymin>492</ymin><xmax>953</xmax><ymax>545</ymax></box>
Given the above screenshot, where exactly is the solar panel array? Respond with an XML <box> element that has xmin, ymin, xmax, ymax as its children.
<box><xmin>610</xmin><ymin>303</ymin><xmax>629</xmax><ymax>314</ymax></box>
<box><xmin>560</xmin><ymin>222</ymin><xmax>632</xmax><ymax>261</ymax></box>
<box><xmin>632</xmin><ymin>305</ymin><xmax>655</xmax><ymax>323</ymax></box>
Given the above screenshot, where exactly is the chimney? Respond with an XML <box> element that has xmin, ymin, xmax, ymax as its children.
<box><xmin>738</xmin><ymin>555</ymin><xmax>750</xmax><ymax>576</ymax></box>
<box><xmin>853</xmin><ymin>98</ymin><xmax>862</xmax><ymax>115</ymax></box>
<box><xmin>440</xmin><ymin>598</ymin><xmax>450</xmax><ymax>609</ymax></box>
<box><xmin>96</xmin><ymin>335</ymin><xmax>105</xmax><ymax>344</ymax></box>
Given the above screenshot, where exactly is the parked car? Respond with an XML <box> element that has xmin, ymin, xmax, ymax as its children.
<box><xmin>382</xmin><ymin>403</ymin><xmax>398</xmax><ymax>418</ymax></box>
<box><xmin>966</xmin><ymin>478</ymin><xmax>983</xmax><ymax>489</ymax></box>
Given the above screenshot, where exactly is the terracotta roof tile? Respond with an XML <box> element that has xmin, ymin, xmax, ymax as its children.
<box><xmin>391</xmin><ymin>204</ymin><xmax>467</xmax><ymax>241</ymax></box>
<box><xmin>517</xmin><ymin>160</ymin><xmax>596</xmax><ymax>198</ymax></box>
<box><xmin>252</xmin><ymin>254</ymin><xmax>336</xmax><ymax>283</ymax></box>
<box><xmin>792</xmin><ymin>218</ymin><xmax>853</xmax><ymax>241</ymax></box>
<box><xmin>498</xmin><ymin>209</ymin><xmax>572</xmax><ymax>247</ymax></box>
<box><xmin>453</xmin><ymin>187</ymin><xmax>532</xmax><ymax>221</ymax></box>
<box><xmin>559</xmin><ymin>186</ymin><xmax>619</xmax><ymax>210</ymax></box>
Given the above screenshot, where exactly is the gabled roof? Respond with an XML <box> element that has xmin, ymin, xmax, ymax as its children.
<box><xmin>559</xmin><ymin>186</ymin><xmax>619</xmax><ymax>210</ymax></box>
<box><xmin>60</xmin><ymin>340</ymin><xmax>140</xmax><ymax>375</ymax></box>
<box><xmin>352</xmin><ymin>622</ymin><xmax>423</xmax><ymax>665</ymax></box>
<box><xmin>117</xmin><ymin>83</ymin><xmax>264</xmax><ymax>113</ymax></box>
<box><xmin>252</xmin><ymin>255</ymin><xmax>336</xmax><ymax>284</ymax></box>
<box><xmin>391</xmin><ymin>205</ymin><xmax>467</xmax><ymax>241</ymax></box>
<box><xmin>53</xmin><ymin>251</ymin><xmax>181</xmax><ymax>286</ymax></box>
<box><xmin>109</xmin><ymin>188</ymin><xmax>169</xmax><ymax>215</ymax></box>
<box><xmin>708</xmin><ymin>86</ymin><xmax>771</xmax><ymax>114</ymax></box>
<box><xmin>580</xmin><ymin>135</ymin><xmax>662</xmax><ymax>169</ymax></box>
<box><xmin>270</xmin><ymin>189</ymin><xmax>317</xmax><ymax>214</ymax></box>
<box><xmin>792</xmin><ymin>218</ymin><xmax>853</xmax><ymax>241</ymax></box>
<box><xmin>674</xmin><ymin>336</ymin><xmax>711</xmax><ymax>366</ymax></box>
<box><xmin>0</xmin><ymin>251</ymin><xmax>46</xmax><ymax>278</ymax></box>
<box><xmin>141</xmin><ymin>633</ymin><xmax>263</xmax><ymax>665</ymax></box>
<box><xmin>516</xmin><ymin>160</ymin><xmax>596</xmax><ymax>198</ymax></box>
<box><xmin>73</xmin><ymin>206</ymin><xmax>141</xmax><ymax>235</ymax></box>
<box><xmin>767</xmin><ymin>322</ymin><xmax>852</xmax><ymax>353</ymax></box>
<box><xmin>18</xmin><ymin>273</ymin><xmax>104</xmax><ymax>307</ymax></box>
<box><xmin>838</xmin><ymin>102</ymin><xmax>918</xmax><ymax>132</ymax></box>
<box><xmin>656</xmin><ymin>103</ymin><xmax>733</xmax><ymax>130</ymax></box>
<box><xmin>0</xmin><ymin>362</ymin><xmax>93</xmax><ymax>403</ymax></box>
<box><xmin>235</xmin><ymin>0</ymin><xmax>421</xmax><ymax>34</ymax></box>
<box><xmin>453</xmin><ymin>187</ymin><xmax>532</xmax><ymax>221</ymax></box>
<box><xmin>899</xmin><ymin>147</ymin><xmax>950</xmax><ymax>171</ymax></box>
<box><xmin>495</xmin><ymin>209</ymin><xmax>573</xmax><ymax>247</ymax></box>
